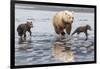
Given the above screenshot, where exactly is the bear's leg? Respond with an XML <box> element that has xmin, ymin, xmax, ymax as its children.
<box><xmin>60</xmin><ymin>29</ymin><xmax>66</xmax><ymax>39</ymax></box>
<box><xmin>77</xmin><ymin>32</ymin><xmax>80</xmax><ymax>35</ymax></box>
<box><xmin>65</xmin><ymin>24</ymin><xmax>72</xmax><ymax>35</ymax></box>
<box><xmin>23</xmin><ymin>31</ymin><xmax>26</xmax><ymax>40</ymax></box>
<box><xmin>28</xmin><ymin>30</ymin><xmax>32</xmax><ymax>36</ymax></box>
<box><xmin>24</xmin><ymin>34</ymin><xmax>26</xmax><ymax>40</ymax></box>
<box><xmin>85</xmin><ymin>31</ymin><xmax>88</xmax><ymax>40</ymax></box>
<box><xmin>60</xmin><ymin>31</ymin><xmax>65</xmax><ymax>39</ymax></box>
<box><xmin>71</xmin><ymin>30</ymin><xmax>77</xmax><ymax>36</ymax></box>
<box><xmin>18</xmin><ymin>32</ymin><xmax>23</xmax><ymax>39</ymax></box>
<box><xmin>57</xmin><ymin>27</ymin><xmax>65</xmax><ymax>36</ymax></box>
<box><xmin>61</xmin><ymin>32</ymin><xmax>65</xmax><ymax>36</ymax></box>
<box><xmin>30</xmin><ymin>31</ymin><xmax>32</xmax><ymax>36</ymax></box>
<box><xmin>54</xmin><ymin>26</ymin><xmax>60</xmax><ymax>35</ymax></box>
<box><xmin>24</xmin><ymin>33</ymin><xmax>26</xmax><ymax>37</ymax></box>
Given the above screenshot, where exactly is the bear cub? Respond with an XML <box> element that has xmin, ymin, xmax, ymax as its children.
<box><xmin>17</xmin><ymin>21</ymin><xmax>33</xmax><ymax>39</ymax></box>
<box><xmin>71</xmin><ymin>25</ymin><xmax>91</xmax><ymax>40</ymax></box>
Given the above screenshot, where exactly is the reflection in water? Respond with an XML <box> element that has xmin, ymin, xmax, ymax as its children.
<box><xmin>52</xmin><ymin>38</ymin><xmax>74</xmax><ymax>62</ymax></box>
<box><xmin>18</xmin><ymin>37</ymin><xmax>32</xmax><ymax>44</ymax></box>
<box><xmin>18</xmin><ymin>38</ymin><xmax>25</xmax><ymax>44</ymax></box>
<box><xmin>17</xmin><ymin>37</ymin><xmax>33</xmax><ymax>50</ymax></box>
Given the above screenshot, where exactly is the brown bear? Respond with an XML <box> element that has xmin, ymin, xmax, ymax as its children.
<box><xmin>53</xmin><ymin>10</ymin><xmax>74</xmax><ymax>36</ymax></box>
<box><xmin>71</xmin><ymin>24</ymin><xmax>91</xmax><ymax>40</ymax></box>
<box><xmin>17</xmin><ymin>21</ymin><xmax>33</xmax><ymax>39</ymax></box>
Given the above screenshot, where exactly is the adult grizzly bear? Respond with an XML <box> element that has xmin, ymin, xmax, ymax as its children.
<box><xmin>53</xmin><ymin>10</ymin><xmax>74</xmax><ymax>36</ymax></box>
<box><xmin>71</xmin><ymin>25</ymin><xmax>91</xmax><ymax>40</ymax></box>
<box><xmin>17</xmin><ymin>21</ymin><xmax>33</xmax><ymax>39</ymax></box>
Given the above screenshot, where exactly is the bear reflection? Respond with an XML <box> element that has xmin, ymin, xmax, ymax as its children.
<box><xmin>52</xmin><ymin>40</ymin><xmax>74</xmax><ymax>62</ymax></box>
<box><xmin>18</xmin><ymin>37</ymin><xmax>32</xmax><ymax>44</ymax></box>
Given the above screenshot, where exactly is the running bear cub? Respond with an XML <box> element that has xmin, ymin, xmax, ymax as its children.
<box><xmin>72</xmin><ymin>25</ymin><xmax>91</xmax><ymax>40</ymax></box>
<box><xmin>17</xmin><ymin>21</ymin><xmax>33</xmax><ymax>39</ymax></box>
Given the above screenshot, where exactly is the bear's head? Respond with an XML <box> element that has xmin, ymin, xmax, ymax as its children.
<box><xmin>26</xmin><ymin>21</ymin><xmax>33</xmax><ymax>28</ymax></box>
<box><xmin>86</xmin><ymin>24</ymin><xmax>91</xmax><ymax>31</ymax></box>
<box><xmin>62</xmin><ymin>10</ymin><xmax>74</xmax><ymax>35</ymax></box>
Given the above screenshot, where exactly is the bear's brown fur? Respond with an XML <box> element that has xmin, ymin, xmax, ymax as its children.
<box><xmin>53</xmin><ymin>10</ymin><xmax>74</xmax><ymax>36</ymax></box>
<box><xmin>17</xmin><ymin>21</ymin><xmax>33</xmax><ymax>39</ymax></box>
<box><xmin>72</xmin><ymin>25</ymin><xmax>91</xmax><ymax>40</ymax></box>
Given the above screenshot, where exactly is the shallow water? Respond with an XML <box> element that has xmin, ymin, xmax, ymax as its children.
<box><xmin>15</xmin><ymin>6</ymin><xmax>95</xmax><ymax>66</ymax></box>
<box><xmin>15</xmin><ymin>34</ymin><xmax>94</xmax><ymax>65</ymax></box>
